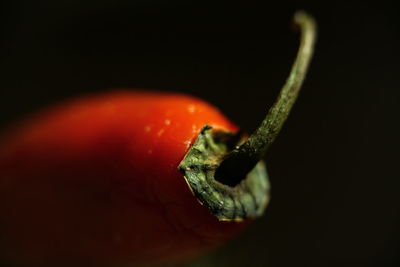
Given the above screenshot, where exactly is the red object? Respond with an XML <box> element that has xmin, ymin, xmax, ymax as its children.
<box><xmin>0</xmin><ymin>91</ymin><xmax>246</xmax><ymax>266</ymax></box>
<box><xmin>0</xmin><ymin>12</ymin><xmax>317</xmax><ymax>266</ymax></box>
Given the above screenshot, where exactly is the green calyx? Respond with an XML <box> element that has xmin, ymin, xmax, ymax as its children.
<box><xmin>178</xmin><ymin>126</ymin><xmax>270</xmax><ymax>221</ymax></box>
<box><xmin>178</xmin><ymin>11</ymin><xmax>316</xmax><ymax>221</ymax></box>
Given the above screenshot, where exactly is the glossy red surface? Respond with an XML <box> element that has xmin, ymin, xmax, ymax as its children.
<box><xmin>0</xmin><ymin>91</ymin><xmax>246</xmax><ymax>266</ymax></box>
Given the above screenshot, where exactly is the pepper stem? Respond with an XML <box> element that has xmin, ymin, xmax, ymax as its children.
<box><xmin>216</xmin><ymin>11</ymin><xmax>317</xmax><ymax>186</ymax></box>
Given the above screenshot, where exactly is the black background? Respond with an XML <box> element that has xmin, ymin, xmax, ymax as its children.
<box><xmin>0</xmin><ymin>0</ymin><xmax>399</xmax><ymax>266</ymax></box>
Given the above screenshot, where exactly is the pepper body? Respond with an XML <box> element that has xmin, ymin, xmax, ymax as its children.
<box><xmin>0</xmin><ymin>91</ymin><xmax>246</xmax><ymax>266</ymax></box>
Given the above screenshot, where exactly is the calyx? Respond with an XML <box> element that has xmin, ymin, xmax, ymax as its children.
<box><xmin>178</xmin><ymin>126</ymin><xmax>270</xmax><ymax>221</ymax></box>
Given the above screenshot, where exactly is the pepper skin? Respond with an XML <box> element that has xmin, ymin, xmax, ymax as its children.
<box><xmin>0</xmin><ymin>91</ymin><xmax>250</xmax><ymax>266</ymax></box>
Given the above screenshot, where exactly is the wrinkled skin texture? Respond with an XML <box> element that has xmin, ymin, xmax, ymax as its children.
<box><xmin>0</xmin><ymin>91</ymin><xmax>247</xmax><ymax>266</ymax></box>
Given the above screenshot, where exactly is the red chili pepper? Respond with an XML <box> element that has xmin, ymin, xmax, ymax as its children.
<box><xmin>0</xmin><ymin>12</ymin><xmax>316</xmax><ymax>267</ymax></box>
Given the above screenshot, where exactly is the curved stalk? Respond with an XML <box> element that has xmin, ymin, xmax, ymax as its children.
<box><xmin>216</xmin><ymin>11</ymin><xmax>317</xmax><ymax>186</ymax></box>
